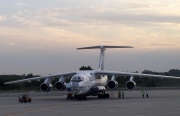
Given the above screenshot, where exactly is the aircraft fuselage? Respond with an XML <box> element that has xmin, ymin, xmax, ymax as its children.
<box><xmin>70</xmin><ymin>70</ymin><xmax>107</xmax><ymax>96</ymax></box>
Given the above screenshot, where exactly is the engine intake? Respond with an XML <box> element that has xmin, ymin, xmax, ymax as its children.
<box><xmin>126</xmin><ymin>81</ymin><xmax>136</xmax><ymax>90</ymax></box>
<box><xmin>40</xmin><ymin>83</ymin><xmax>53</xmax><ymax>92</ymax></box>
<box><xmin>107</xmin><ymin>80</ymin><xmax>118</xmax><ymax>89</ymax></box>
<box><xmin>54</xmin><ymin>81</ymin><xmax>66</xmax><ymax>91</ymax></box>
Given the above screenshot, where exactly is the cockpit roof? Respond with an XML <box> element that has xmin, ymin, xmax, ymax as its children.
<box><xmin>71</xmin><ymin>75</ymin><xmax>84</xmax><ymax>81</ymax></box>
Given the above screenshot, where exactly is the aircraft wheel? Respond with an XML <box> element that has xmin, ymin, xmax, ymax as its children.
<box><xmin>98</xmin><ymin>94</ymin><xmax>103</xmax><ymax>99</ymax></box>
<box><xmin>66</xmin><ymin>96</ymin><xmax>69</xmax><ymax>100</ymax></box>
<box><xmin>82</xmin><ymin>96</ymin><xmax>87</xmax><ymax>100</ymax></box>
<box><xmin>104</xmin><ymin>93</ymin><xmax>110</xmax><ymax>98</ymax></box>
<box><xmin>70</xmin><ymin>96</ymin><xmax>74</xmax><ymax>100</ymax></box>
<box><xmin>77</xmin><ymin>95</ymin><xmax>83</xmax><ymax>101</ymax></box>
<box><xmin>74</xmin><ymin>95</ymin><xmax>78</xmax><ymax>99</ymax></box>
<box><xmin>77</xmin><ymin>96</ymin><xmax>81</xmax><ymax>101</ymax></box>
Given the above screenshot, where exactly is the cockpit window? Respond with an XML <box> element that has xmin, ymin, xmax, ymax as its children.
<box><xmin>71</xmin><ymin>76</ymin><xmax>84</xmax><ymax>82</ymax></box>
<box><xmin>95</xmin><ymin>75</ymin><xmax>102</xmax><ymax>79</ymax></box>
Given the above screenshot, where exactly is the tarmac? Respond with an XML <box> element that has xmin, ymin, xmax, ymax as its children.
<box><xmin>1</xmin><ymin>89</ymin><xmax>180</xmax><ymax>116</ymax></box>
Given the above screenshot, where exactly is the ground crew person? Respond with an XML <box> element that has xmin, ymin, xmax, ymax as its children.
<box><xmin>146</xmin><ymin>91</ymin><xmax>148</xmax><ymax>98</ymax></box>
<box><xmin>142</xmin><ymin>90</ymin><xmax>145</xmax><ymax>98</ymax></box>
<box><xmin>118</xmin><ymin>90</ymin><xmax>121</xmax><ymax>98</ymax></box>
<box><xmin>122</xmin><ymin>91</ymin><xmax>124</xmax><ymax>98</ymax></box>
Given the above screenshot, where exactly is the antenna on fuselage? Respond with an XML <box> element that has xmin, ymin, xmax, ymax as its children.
<box><xmin>77</xmin><ymin>45</ymin><xmax>133</xmax><ymax>71</ymax></box>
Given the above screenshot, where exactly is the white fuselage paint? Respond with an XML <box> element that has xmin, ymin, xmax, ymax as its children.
<box><xmin>69</xmin><ymin>70</ymin><xmax>107</xmax><ymax>96</ymax></box>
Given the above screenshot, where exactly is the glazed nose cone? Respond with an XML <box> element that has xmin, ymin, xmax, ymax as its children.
<box><xmin>71</xmin><ymin>82</ymin><xmax>79</xmax><ymax>88</ymax></box>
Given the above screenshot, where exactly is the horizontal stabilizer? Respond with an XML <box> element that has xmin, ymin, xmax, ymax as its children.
<box><xmin>77</xmin><ymin>45</ymin><xmax>133</xmax><ymax>50</ymax></box>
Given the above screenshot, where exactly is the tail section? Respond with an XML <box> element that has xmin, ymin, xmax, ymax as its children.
<box><xmin>77</xmin><ymin>45</ymin><xmax>133</xmax><ymax>71</ymax></box>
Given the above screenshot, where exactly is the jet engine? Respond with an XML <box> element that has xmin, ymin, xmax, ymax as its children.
<box><xmin>40</xmin><ymin>77</ymin><xmax>53</xmax><ymax>92</ymax></box>
<box><xmin>54</xmin><ymin>81</ymin><xmax>66</xmax><ymax>91</ymax></box>
<box><xmin>107</xmin><ymin>80</ymin><xmax>118</xmax><ymax>89</ymax></box>
<box><xmin>126</xmin><ymin>81</ymin><xmax>136</xmax><ymax>90</ymax></box>
<box><xmin>40</xmin><ymin>83</ymin><xmax>53</xmax><ymax>92</ymax></box>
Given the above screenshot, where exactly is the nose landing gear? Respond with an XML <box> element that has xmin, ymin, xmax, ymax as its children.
<box><xmin>66</xmin><ymin>93</ymin><xmax>74</xmax><ymax>100</ymax></box>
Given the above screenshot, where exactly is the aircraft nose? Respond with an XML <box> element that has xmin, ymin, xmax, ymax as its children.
<box><xmin>71</xmin><ymin>82</ymin><xmax>79</xmax><ymax>88</ymax></box>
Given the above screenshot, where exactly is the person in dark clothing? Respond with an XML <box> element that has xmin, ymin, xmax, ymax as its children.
<box><xmin>122</xmin><ymin>91</ymin><xmax>124</xmax><ymax>98</ymax></box>
<box><xmin>118</xmin><ymin>90</ymin><xmax>121</xmax><ymax>98</ymax></box>
<box><xmin>146</xmin><ymin>91</ymin><xmax>149</xmax><ymax>98</ymax></box>
<box><xmin>142</xmin><ymin>90</ymin><xmax>145</xmax><ymax>98</ymax></box>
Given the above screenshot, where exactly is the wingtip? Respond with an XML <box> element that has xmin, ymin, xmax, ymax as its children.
<box><xmin>4</xmin><ymin>82</ymin><xmax>8</xmax><ymax>85</ymax></box>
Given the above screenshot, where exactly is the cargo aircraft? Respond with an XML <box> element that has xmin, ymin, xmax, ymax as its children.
<box><xmin>4</xmin><ymin>45</ymin><xmax>180</xmax><ymax>100</ymax></box>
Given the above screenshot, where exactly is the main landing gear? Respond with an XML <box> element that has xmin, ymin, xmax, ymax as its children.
<box><xmin>66</xmin><ymin>93</ymin><xmax>87</xmax><ymax>101</ymax></box>
<box><xmin>74</xmin><ymin>95</ymin><xmax>87</xmax><ymax>101</ymax></box>
<box><xmin>98</xmin><ymin>90</ymin><xmax>110</xmax><ymax>99</ymax></box>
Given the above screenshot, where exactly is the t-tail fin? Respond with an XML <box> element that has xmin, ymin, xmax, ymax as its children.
<box><xmin>77</xmin><ymin>45</ymin><xmax>133</xmax><ymax>71</ymax></box>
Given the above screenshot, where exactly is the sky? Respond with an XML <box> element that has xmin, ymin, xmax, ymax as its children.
<box><xmin>0</xmin><ymin>0</ymin><xmax>180</xmax><ymax>75</ymax></box>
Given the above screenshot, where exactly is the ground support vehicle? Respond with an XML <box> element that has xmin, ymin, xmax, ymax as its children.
<box><xmin>18</xmin><ymin>94</ymin><xmax>31</xmax><ymax>103</ymax></box>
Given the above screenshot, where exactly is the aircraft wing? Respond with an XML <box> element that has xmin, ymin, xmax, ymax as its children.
<box><xmin>94</xmin><ymin>70</ymin><xmax>180</xmax><ymax>79</ymax></box>
<box><xmin>4</xmin><ymin>72</ymin><xmax>77</xmax><ymax>84</ymax></box>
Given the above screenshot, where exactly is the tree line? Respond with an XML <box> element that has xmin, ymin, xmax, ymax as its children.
<box><xmin>116</xmin><ymin>69</ymin><xmax>180</xmax><ymax>87</ymax></box>
<box><xmin>0</xmin><ymin>67</ymin><xmax>180</xmax><ymax>91</ymax></box>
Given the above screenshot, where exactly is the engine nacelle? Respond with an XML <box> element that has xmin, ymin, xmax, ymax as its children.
<box><xmin>126</xmin><ymin>81</ymin><xmax>136</xmax><ymax>90</ymax></box>
<box><xmin>40</xmin><ymin>83</ymin><xmax>53</xmax><ymax>92</ymax></box>
<box><xmin>54</xmin><ymin>81</ymin><xmax>66</xmax><ymax>91</ymax></box>
<box><xmin>107</xmin><ymin>80</ymin><xmax>118</xmax><ymax>89</ymax></box>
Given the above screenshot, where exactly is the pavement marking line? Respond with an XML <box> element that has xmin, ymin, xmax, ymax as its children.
<box><xmin>6</xmin><ymin>102</ymin><xmax>75</xmax><ymax>116</ymax></box>
<box><xmin>6</xmin><ymin>105</ymin><xmax>60</xmax><ymax>116</ymax></box>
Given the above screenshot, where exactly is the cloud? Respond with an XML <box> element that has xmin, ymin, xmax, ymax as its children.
<box><xmin>15</xmin><ymin>3</ymin><xmax>27</xmax><ymax>7</ymax></box>
<box><xmin>89</xmin><ymin>14</ymin><xmax>180</xmax><ymax>26</ymax></box>
<box><xmin>10</xmin><ymin>2</ymin><xmax>180</xmax><ymax>29</ymax></box>
<box><xmin>33</xmin><ymin>7</ymin><xmax>180</xmax><ymax>26</ymax></box>
<box><xmin>5</xmin><ymin>1</ymin><xmax>180</xmax><ymax>51</ymax></box>
<box><xmin>0</xmin><ymin>15</ymin><xmax>7</xmax><ymax>22</ymax></box>
<box><xmin>12</xmin><ymin>15</ymin><xmax>43</xmax><ymax>27</ymax></box>
<box><xmin>8</xmin><ymin>42</ymin><xmax>18</xmax><ymax>46</ymax></box>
